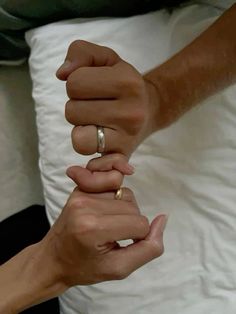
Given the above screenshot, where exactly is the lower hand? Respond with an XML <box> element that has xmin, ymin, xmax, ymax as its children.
<box><xmin>40</xmin><ymin>186</ymin><xmax>167</xmax><ymax>287</ymax></box>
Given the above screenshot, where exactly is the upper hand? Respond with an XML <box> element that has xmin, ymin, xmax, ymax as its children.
<box><xmin>56</xmin><ymin>40</ymin><xmax>160</xmax><ymax>157</ymax></box>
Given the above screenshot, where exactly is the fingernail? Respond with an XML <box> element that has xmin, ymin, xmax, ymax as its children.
<box><xmin>66</xmin><ymin>167</ymin><xmax>74</xmax><ymax>178</ymax></box>
<box><xmin>147</xmin><ymin>214</ymin><xmax>169</xmax><ymax>242</ymax></box>
<box><xmin>56</xmin><ymin>60</ymin><xmax>71</xmax><ymax>75</ymax></box>
<box><xmin>156</xmin><ymin>214</ymin><xmax>169</xmax><ymax>233</ymax></box>
<box><xmin>126</xmin><ymin>163</ymin><xmax>135</xmax><ymax>173</ymax></box>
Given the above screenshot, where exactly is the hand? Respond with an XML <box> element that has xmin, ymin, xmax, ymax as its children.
<box><xmin>0</xmin><ymin>171</ymin><xmax>167</xmax><ymax>314</ymax></box>
<box><xmin>56</xmin><ymin>40</ymin><xmax>161</xmax><ymax>158</ymax></box>
<box><xmin>66</xmin><ymin>153</ymin><xmax>134</xmax><ymax>193</ymax></box>
<box><xmin>41</xmin><ymin>185</ymin><xmax>167</xmax><ymax>287</ymax></box>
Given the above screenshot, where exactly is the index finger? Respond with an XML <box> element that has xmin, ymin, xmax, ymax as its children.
<box><xmin>56</xmin><ymin>40</ymin><xmax>120</xmax><ymax>80</ymax></box>
<box><xmin>101</xmin><ymin>214</ymin><xmax>167</xmax><ymax>280</ymax></box>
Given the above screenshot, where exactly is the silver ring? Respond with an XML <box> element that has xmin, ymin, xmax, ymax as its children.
<box><xmin>97</xmin><ymin>126</ymin><xmax>105</xmax><ymax>153</ymax></box>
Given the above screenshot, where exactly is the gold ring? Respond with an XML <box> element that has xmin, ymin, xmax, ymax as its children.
<box><xmin>115</xmin><ymin>188</ymin><xmax>123</xmax><ymax>200</ymax></box>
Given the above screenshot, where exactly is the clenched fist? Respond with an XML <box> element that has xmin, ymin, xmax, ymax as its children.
<box><xmin>56</xmin><ymin>40</ymin><xmax>161</xmax><ymax>157</ymax></box>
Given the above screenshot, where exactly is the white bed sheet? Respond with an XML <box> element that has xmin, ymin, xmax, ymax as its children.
<box><xmin>26</xmin><ymin>3</ymin><xmax>236</xmax><ymax>314</ymax></box>
<box><xmin>0</xmin><ymin>64</ymin><xmax>44</xmax><ymax>221</ymax></box>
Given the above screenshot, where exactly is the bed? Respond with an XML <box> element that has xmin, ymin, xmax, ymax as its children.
<box><xmin>0</xmin><ymin>64</ymin><xmax>43</xmax><ymax>221</ymax></box>
<box><xmin>1</xmin><ymin>1</ymin><xmax>236</xmax><ymax>313</ymax></box>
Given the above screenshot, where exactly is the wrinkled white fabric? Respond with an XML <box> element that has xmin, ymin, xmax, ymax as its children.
<box><xmin>0</xmin><ymin>64</ymin><xmax>44</xmax><ymax>221</ymax></box>
<box><xmin>199</xmin><ymin>0</ymin><xmax>235</xmax><ymax>10</ymax></box>
<box><xmin>26</xmin><ymin>3</ymin><xmax>236</xmax><ymax>314</ymax></box>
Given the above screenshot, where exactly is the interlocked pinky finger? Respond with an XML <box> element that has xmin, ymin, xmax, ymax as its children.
<box><xmin>86</xmin><ymin>154</ymin><xmax>134</xmax><ymax>175</ymax></box>
<box><xmin>66</xmin><ymin>165</ymin><xmax>123</xmax><ymax>193</ymax></box>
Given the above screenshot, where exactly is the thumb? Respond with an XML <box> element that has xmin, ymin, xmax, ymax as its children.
<box><xmin>111</xmin><ymin>214</ymin><xmax>168</xmax><ymax>277</ymax></box>
<box><xmin>145</xmin><ymin>214</ymin><xmax>168</xmax><ymax>248</ymax></box>
<box><xmin>56</xmin><ymin>40</ymin><xmax>120</xmax><ymax>80</ymax></box>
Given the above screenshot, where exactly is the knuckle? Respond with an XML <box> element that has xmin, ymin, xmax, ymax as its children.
<box><xmin>86</xmin><ymin>157</ymin><xmax>96</xmax><ymax>169</ymax></box>
<box><xmin>129</xmin><ymin>203</ymin><xmax>140</xmax><ymax>215</ymax></box>
<box><xmin>72</xmin><ymin>140</ymin><xmax>90</xmax><ymax>155</ymax></box>
<box><xmin>76</xmin><ymin>215</ymin><xmax>98</xmax><ymax>236</ymax></box>
<box><xmin>122</xmin><ymin>187</ymin><xmax>135</xmax><ymax>201</ymax></box>
<box><xmin>121</xmin><ymin>106</ymin><xmax>146</xmax><ymax>135</ymax></box>
<box><xmin>139</xmin><ymin>215</ymin><xmax>150</xmax><ymax>232</ymax></box>
<box><xmin>109</xmin><ymin>172</ymin><xmax>122</xmax><ymax>189</ymax></box>
<box><xmin>76</xmin><ymin>39</ymin><xmax>88</xmax><ymax>46</ymax></box>
<box><xmin>131</xmin><ymin>107</ymin><xmax>146</xmax><ymax>126</ymax></box>
<box><xmin>69</xmin><ymin>39</ymin><xmax>87</xmax><ymax>51</ymax></box>
<box><xmin>71</xmin><ymin>128</ymin><xmax>80</xmax><ymax>151</ymax></box>
<box><xmin>66</xmin><ymin>72</ymin><xmax>77</xmax><ymax>97</ymax></box>
<box><xmin>101</xmin><ymin>45</ymin><xmax>119</xmax><ymax>60</ymax></box>
<box><xmin>65</xmin><ymin>100</ymin><xmax>74</xmax><ymax>123</ymax></box>
<box><xmin>144</xmin><ymin>240</ymin><xmax>165</xmax><ymax>259</ymax></box>
<box><xmin>111</xmin><ymin>265</ymin><xmax>129</xmax><ymax>280</ymax></box>
<box><xmin>66</xmin><ymin>68</ymin><xmax>87</xmax><ymax>98</ymax></box>
<box><xmin>71</xmin><ymin>127</ymin><xmax>91</xmax><ymax>155</ymax></box>
<box><xmin>112</xmin><ymin>153</ymin><xmax>127</xmax><ymax>163</ymax></box>
<box><xmin>154</xmin><ymin>242</ymin><xmax>165</xmax><ymax>257</ymax></box>
<box><xmin>68</xmin><ymin>196</ymin><xmax>89</xmax><ymax>210</ymax></box>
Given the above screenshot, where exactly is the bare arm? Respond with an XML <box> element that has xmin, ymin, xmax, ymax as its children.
<box><xmin>0</xmin><ymin>185</ymin><xmax>166</xmax><ymax>313</ymax></box>
<box><xmin>58</xmin><ymin>5</ymin><xmax>236</xmax><ymax>158</ymax></box>
<box><xmin>0</xmin><ymin>243</ymin><xmax>64</xmax><ymax>313</ymax></box>
<box><xmin>144</xmin><ymin>4</ymin><xmax>236</xmax><ymax>129</ymax></box>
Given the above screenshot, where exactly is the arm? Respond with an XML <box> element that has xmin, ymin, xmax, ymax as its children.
<box><xmin>0</xmin><ymin>243</ymin><xmax>65</xmax><ymax>314</ymax></box>
<box><xmin>144</xmin><ymin>3</ymin><xmax>236</xmax><ymax>129</ymax></box>
<box><xmin>0</xmin><ymin>180</ymin><xmax>166</xmax><ymax>313</ymax></box>
<box><xmin>57</xmin><ymin>4</ymin><xmax>236</xmax><ymax>158</ymax></box>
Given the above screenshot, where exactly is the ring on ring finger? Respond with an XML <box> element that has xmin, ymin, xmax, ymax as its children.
<box><xmin>115</xmin><ymin>188</ymin><xmax>123</xmax><ymax>200</ymax></box>
<box><xmin>97</xmin><ymin>126</ymin><xmax>105</xmax><ymax>153</ymax></box>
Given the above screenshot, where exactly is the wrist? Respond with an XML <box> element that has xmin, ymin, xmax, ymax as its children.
<box><xmin>143</xmin><ymin>77</ymin><xmax>165</xmax><ymax>132</ymax></box>
<box><xmin>144</xmin><ymin>4</ymin><xmax>236</xmax><ymax>129</ymax></box>
<box><xmin>144</xmin><ymin>66</ymin><xmax>187</xmax><ymax>131</ymax></box>
<box><xmin>0</xmin><ymin>241</ymin><xmax>66</xmax><ymax>313</ymax></box>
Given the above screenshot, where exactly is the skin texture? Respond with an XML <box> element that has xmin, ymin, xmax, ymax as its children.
<box><xmin>57</xmin><ymin>4</ymin><xmax>236</xmax><ymax>160</ymax></box>
<box><xmin>1</xmin><ymin>4</ymin><xmax>236</xmax><ymax>313</ymax></box>
<box><xmin>67</xmin><ymin>153</ymin><xmax>134</xmax><ymax>193</ymax></box>
<box><xmin>58</xmin><ymin>41</ymin><xmax>159</xmax><ymax>157</ymax></box>
<box><xmin>0</xmin><ymin>187</ymin><xmax>166</xmax><ymax>314</ymax></box>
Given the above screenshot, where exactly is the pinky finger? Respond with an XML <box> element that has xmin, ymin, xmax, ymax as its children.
<box><xmin>86</xmin><ymin>153</ymin><xmax>135</xmax><ymax>175</ymax></box>
<box><xmin>66</xmin><ymin>165</ymin><xmax>124</xmax><ymax>193</ymax></box>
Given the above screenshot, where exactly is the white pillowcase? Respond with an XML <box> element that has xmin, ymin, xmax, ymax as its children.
<box><xmin>0</xmin><ymin>64</ymin><xmax>44</xmax><ymax>221</ymax></box>
<box><xmin>26</xmin><ymin>4</ymin><xmax>236</xmax><ymax>314</ymax></box>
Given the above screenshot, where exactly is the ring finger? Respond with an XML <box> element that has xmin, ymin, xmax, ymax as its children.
<box><xmin>71</xmin><ymin>125</ymin><xmax>128</xmax><ymax>155</ymax></box>
<box><xmin>71</xmin><ymin>187</ymin><xmax>137</xmax><ymax>204</ymax></box>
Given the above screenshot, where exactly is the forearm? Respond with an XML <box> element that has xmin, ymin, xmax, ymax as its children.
<box><xmin>144</xmin><ymin>4</ymin><xmax>236</xmax><ymax>129</ymax></box>
<box><xmin>0</xmin><ymin>242</ymin><xmax>65</xmax><ymax>314</ymax></box>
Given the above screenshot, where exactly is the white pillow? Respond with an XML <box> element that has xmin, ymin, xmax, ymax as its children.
<box><xmin>26</xmin><ymin>4</ymin><xmax>236</xmax><ymax>314</ymax></box>
<box><xmin>0</xmin><ymin>64</ymin><xmax>44</xmax><ymax>221</ymax></box>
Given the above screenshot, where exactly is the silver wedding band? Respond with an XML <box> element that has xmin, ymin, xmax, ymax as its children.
<box><xmin>97</xmin><ymin>126</ymin><xmax>105</xmax><ymax>153</ymax></box>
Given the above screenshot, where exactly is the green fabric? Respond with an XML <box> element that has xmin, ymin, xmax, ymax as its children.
<box><xmin>0</xmin><ymin>0</ymin><xmax>189</xmax><ymax>61</ymax></box>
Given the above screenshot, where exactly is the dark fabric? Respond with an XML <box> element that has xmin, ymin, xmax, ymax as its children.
<box><xmin>0</xmin><ymin>0</ymin><xmax>190</xmax><ymax>61</ymax></box>
<box><xmin>0</xmin><ymin>205</ymin><xmax>60</xmax><ymax>314</ymax></box>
